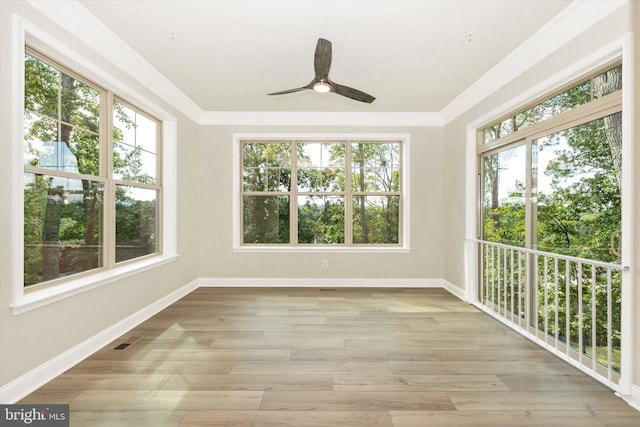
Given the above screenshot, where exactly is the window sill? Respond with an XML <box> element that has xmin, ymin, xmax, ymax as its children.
<box><xmin>11</xmin><ymin>254</ymin><xmax>178</xmax><ymax>315</ymax></box>
<box><xmin>233</xmin><ymin>245</ymin><xmax>410</xmax><ymax>254</ymax></box>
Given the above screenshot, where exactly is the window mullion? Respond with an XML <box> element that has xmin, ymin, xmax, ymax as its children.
<box><xmin>104</xmin><ymin>91</ymin><xmax>115</xmax><ymax>269</ymax></box>
<box><xmin>345</xmin><ymin>141</ymin><xmax>353</xmax><ymax>245</ymax></box>
<box><xmin>290</xmin><ymin>141</ymin><xmax>298</xmax><ymax>245</ymax></box>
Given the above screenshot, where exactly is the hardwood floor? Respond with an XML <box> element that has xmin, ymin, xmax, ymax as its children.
<box><xmin>19</xmin><ymin>288</ymin><xmax>640</xmax><ymax>426</ymax></box>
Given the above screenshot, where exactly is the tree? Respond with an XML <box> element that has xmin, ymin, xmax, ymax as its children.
<box><xmin>24</xmin><ymin>53</ymin><xmax>142</xmax><ymax>285</ymax></box>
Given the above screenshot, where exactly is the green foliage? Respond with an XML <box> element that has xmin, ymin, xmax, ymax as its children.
<box><xmin>23</xmin><ymin>54</ymin><xmax>155</xmax><ymax>286</ymax></box>
<box><xmin>242</xmin><ymin>141</ymin><xmax>401</xmax><ymax>245</ymax></box>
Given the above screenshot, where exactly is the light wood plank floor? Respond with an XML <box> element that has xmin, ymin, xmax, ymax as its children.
<box><xmin>20</xmin><ymin>288</ymin><xmax>640</xmax><ymax>426</ymax></box>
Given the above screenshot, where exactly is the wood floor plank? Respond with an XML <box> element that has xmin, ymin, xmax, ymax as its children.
<box><xmin>260</xmin><ymin>390</ymin><xmax>455</xmax><ymax>411</ymax></box>
<box><xmin>179</xmin><ymin>410</ymin><xmax>394</xmax><ymax>426</ymax></box>
<box><xmin>69</xmin><ymin>410</ymin><xmax>188</xmax><ymax>427</ymax></box>
<box><xmin>390</xmin><ymin>410</ymin><xmax>607</xmax><ymax>427</ymax></box>
<box><xmin>447</xmin><ymin>391</ymin><xmax>631</xmax><ymax>411</ymax></box>
<box><xmin>69</xmin><ymin>390</ymin><xmax>263</xmax><ymax>411</ymax></box>
<box><xmin>159</xmin><ymin>374</ymin><xmax>333</xmax><ymax>391</ymax></box>
<box><xmin>388</xmin><ymin>360</ymin><xmax>551</xmax><ymax>375</ymax></box>
<box><xmin>333</xmin><ymin>374</ymin><xmax>509</xmax><ymax>391</ymax></box>
<box><xmin>592</xmin><ymin>410</ymin><xmax>640</xmax><ymax>427</ymax></box>
<box><xmin>231</xmin><ymin>360</ymin><xmax>393</xmax><ymax>375</ymax></box>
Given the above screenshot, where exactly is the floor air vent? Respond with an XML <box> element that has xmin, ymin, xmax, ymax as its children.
<box><xmin>113</xmin><ymin>343</ymin><xmax>131</xmax><ymax>350</ymax></box>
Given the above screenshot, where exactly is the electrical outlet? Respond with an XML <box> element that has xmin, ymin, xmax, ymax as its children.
<box><xmin>321</xmin><ymin>259</ymin><xmax>329</xmax><ymax>268</ymax></box>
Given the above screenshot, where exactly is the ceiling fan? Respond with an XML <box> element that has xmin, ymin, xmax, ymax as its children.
<box><xmin>267</xmin><ymin>38</ymin><xmax>375</xmax><ymax>103</ymax></box>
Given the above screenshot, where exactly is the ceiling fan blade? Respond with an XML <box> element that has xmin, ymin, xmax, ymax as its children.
<box><xmin>314</xmin><ymin>38</ymin><xmax>332</xmax><ymax>79</ymax></box>
<box><xmin>333</xmin><ymin>83</ymin><xmax>375</xmax><ymax>103</ymax></box>
<box><xmin>267</xmin><ymin>87</ymin><xmax>309</xmax><ymax>96</ymax></box>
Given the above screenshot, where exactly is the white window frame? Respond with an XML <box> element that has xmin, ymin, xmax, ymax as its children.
<box><xmin>233</xmin><ymin>133</ymin><xmax>411</xmax><ymax>253</ymax></box>
<box><xmin>9</xmin><ymin>16</ymin><xmax>177</xmax><ymax>315</ymax></box>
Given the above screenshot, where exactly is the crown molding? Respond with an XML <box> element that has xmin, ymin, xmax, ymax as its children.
<box><xmin>24</xmin><ymin>0</ymin><xmax>629</xmax><ymax>128</ymax></box>
<box><xmin>25</xmin><ymin>0</ymin><xmax>203</xmax><ymax>123</ymax></box>
<box><xmin>441</xmin><ymin>0</ymin><xmax>629</xmax><ymax>124</ymax></box>
<box><xmin>199</xmin><ymin>111</ymin><xmax>444</xmax><ymax>127</ymax></box>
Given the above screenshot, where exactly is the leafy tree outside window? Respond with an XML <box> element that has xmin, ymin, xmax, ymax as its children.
<box><xmin>241</xmin><ymin>140</ymin><xmax>402</xmax><ymax>246</ymax></box>
<box><xmin>23</xmin><ymin>49</ymin><xmax>161</xmax><ymax>288</ymax></box>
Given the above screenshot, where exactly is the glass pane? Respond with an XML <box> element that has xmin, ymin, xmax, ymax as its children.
<box><xmin>24</xmin><ymin>173</ymin><xmax>104</xmax><ymax>287</ymax></box>
<box><xmin>25</xmin><ymin>54</ymin><xmax>59</xmax><ymax>120</ymax></box>
<box><xmin>298</xmin><ymin>196</ymin><xmax>344</xmax><ymax>244</ymax></box>
<box><xmin>243</xmin><ymin>195</ymin><xmax>289</xmax><ymax>244</ymax></box>
<box><xmin>593</xmin><ymin>65</ymin><xmax>622</xmax><ymax>99</ymax></box>
<box><xmin>116</xmin><ymin>186</ymin><xmax>158</xmax><ymax>263</ymax></box>
<box><xmin>560</xmin><ymin>80</ymin><xmax>591</xmax><ymax>111</ymax></box>
<box><xmin>351</xmin><ymin>142</ymin><xmax>400</xmax><ymax>192</ymax></box>
<box><xmin>297</xmin><ymin>143</ymin><xmax>345</xmax><ymax>192</ymax></box>
<box><xmin>60</xmin><ymin>72</ymin><xmax>100</xmax><ymax>133</ymax></box>
<box><xmin>482</xmin><ymin>144</ymin><xmax>526</xmax><ymax>246</ymax></box>
<box><xmin>24</xmin><ymin>112</ymin><xmax>99</xmax><ymax>175</ymax></box>
<box><xmin>534</xmin><ymin>113</ymin><xmax>622</xmax><ymax>262</ymax></box>
<box><xmin>242</xmin><ymin>143</ymin><xmax>291</xmax><ymax>191</ymax></box>
<box><xmin>113</xmin><ymin>101</ymin><xmax>158</xmax><ymax>184</ymax></box>
<box><xmin>352</xmin><ymin>195</ymin><xmax>399</xmax><ymax>244</ymax></box>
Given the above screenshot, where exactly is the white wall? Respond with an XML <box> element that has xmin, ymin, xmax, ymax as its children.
<box><xmin>197</xmin><ymin>125</ymin><xmax>444</xmax><ymax>281</ymax></box>
<box><xmin>0</xmin><ymin>0</ymin><xmax>200</xmax><ymax>393</ymax></box>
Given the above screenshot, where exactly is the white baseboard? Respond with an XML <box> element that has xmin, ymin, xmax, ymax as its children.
<box><xmin>198</xmin><ymin>277</ymin><xmax>445</xmax><ymax>288</ymax></box>
<box><xmin>617</xmin><ymin>384</ymin><xmax>640</xmax><ymax>411</ymax></box>
<box><xmin>0</xmin><ymin>279</ymin><xmax>199</xmax><ymax>404</ymax></box>
<box><xmin>441</xmin><ymin>279</ymin><xmax>470</xmax><ymax>302</ymax></box>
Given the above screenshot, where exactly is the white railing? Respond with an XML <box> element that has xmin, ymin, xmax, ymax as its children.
<box><xmin>471</xmin><ymin>239</ymin><xmax>625</xmax><ymax>392</ymax></box>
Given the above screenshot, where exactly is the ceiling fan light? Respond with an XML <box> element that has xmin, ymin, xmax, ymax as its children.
<box><xmin>313</xmin><ymin>81</ymin><xmax>331</xmax><ymax>93</ymax></box>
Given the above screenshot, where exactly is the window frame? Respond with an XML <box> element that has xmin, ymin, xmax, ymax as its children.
<box><xmin>477</xmin><ymin>67</ymin><xmax>623</xmax><ymax>252</ymax></box>
<box><xmin>233</xmin><ymin>133</ymin><xmax>410</xmax><ymax>253</ymax></box>
<box><xmin>10</xmin><ymin>19</ymin><xmax>178</xmax><ymax>314</ymax></box>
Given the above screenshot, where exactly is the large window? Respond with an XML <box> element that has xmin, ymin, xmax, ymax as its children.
<box><xmin>240</xmin><ymin>138</ymin><xmax>403</xmax><ymax>247</ymax></box>
<box><xmin>480</xmin><ymin>63</ymin><xmax>622</xmax><ymax>263</ymax></box>
<box><xmin>23</xmin><ymin>49</ymin><xmax>161</xmax><ymax>288</ymax></box>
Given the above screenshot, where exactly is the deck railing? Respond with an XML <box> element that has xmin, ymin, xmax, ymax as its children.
<box><xmin>471</xmin><ymin>239</ymin><xmax>624</xmax><ymax>391</ymax></box>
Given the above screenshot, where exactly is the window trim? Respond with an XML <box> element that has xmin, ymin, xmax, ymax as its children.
<box><xmin>10</xmin><ymin>16</ymin><xmax>178</xmax><ymax>315</ymax></box>
<box><xmin>232</xmin><ymin>133</ymin><xmax>411</xmax><ymax>253</ymax></box>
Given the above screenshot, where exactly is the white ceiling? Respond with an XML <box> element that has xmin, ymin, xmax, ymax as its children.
<box><xmin>78</xmin><ymin>0</ymin><xmax>572</xmax><ymax>113</ymax></box>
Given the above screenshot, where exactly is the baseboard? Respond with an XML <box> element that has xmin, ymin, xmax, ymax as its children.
<box><xmin>441</xmin><ymin>279</ymin><xmax>470</xmax><ymax>302</ymax></box>
<box><xmin>198</xmin><ymin>277</ymin><xmax>445</xmax><ymax>288</ymax></box>
<box><xmin>617</xmin><ymin>384</ymin><xmax>640</xmax><ymax>411</ymax></box>
<box><xmin>0</xmin><ymin>279</ymin><xmax>199</xmax><ymax>404</ymax></box>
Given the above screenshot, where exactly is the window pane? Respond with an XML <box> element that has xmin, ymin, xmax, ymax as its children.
<box><xmin>113</xmin><ymin>101</ymin><xmax>158</xmax><ymax>184</ymax></box>
<box><xmin>593</xmin><ymin>65</ymin><xmax>622</xmax><ymax>99</ymax></box>
<box><xmin>24</xmin><ymin>173</ymin><xmax>104</xmax><ymax>287</ymax></box>
<box><xmin>242</xmin><ymin>143</ymin><xmax>291</xmax><ymax>191</ymax></box>
<box><xmin>25</xmin><ymin>54</ymin><xmax>59</xmax><ymax>120</ymax></box>
<box><xmin>116</xmin><ymin>186</ymin><xmax>158</xmax><ymax>263</ymax></box>
<box><xmin>351</xmin><ymin>143</ymin><xmax>400</xmax><ymax>192</ymax></box>
<box><xmin>560</xmin><ymin>80</ymin><xmax>591</xmax><ymax>111</ymax></box>
<box><xmin>60</xmin><ymin>73</ymin><xmax>100</xmax><ymax>134</ymax></box>
<box><xmin>352</xmin><ymin>195</ymin><xmax>399</xmax><ymax>244</ymax></box>
<box><xmin>534</xmin><ymin>113</ymin><xmax>621</xmax><ymax>262</ymax></box>
<box><xmin>297</xmin><ymin>143</ymin><xmax>345</xmax><ymax>192</ymax></box>
<box><xmin>298</xmin><ymin>196</ymin><xmax>344</xmax><ymax>244</ymax></box>
<box><xmin>243</xmin><ymin>195</ymin><xmax>289</xmax><ymax>244</ymax></box>
<box><xmin>482</xmin><ymin>144</ymin><xmax>526</xmax><ymax>246</ymax></box>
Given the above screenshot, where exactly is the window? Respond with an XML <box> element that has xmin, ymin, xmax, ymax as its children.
<box><xmin>239</xmin><ymin>137</ymin><xmax>404</xmax><ymax>248</ymax></box>
<box><xmin>23</xmin><ymin>49</ymin><xmax>161</xmax><ymax>289</ymax></box>
<box><xmin>483</xmin><ymin>64</ymin><xmax>622</xmax><ymax>144</ymax></box>
<box><xmin>479</xmin><ymin>63</ymin><xmax>622</xmax><ymax>263</ymax></box>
